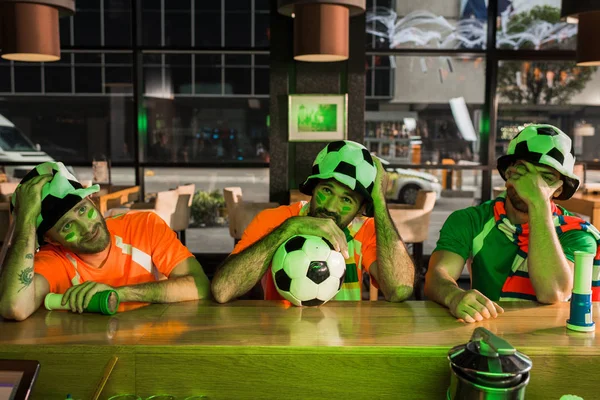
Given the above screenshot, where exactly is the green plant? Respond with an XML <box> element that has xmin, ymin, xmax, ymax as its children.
<box><xmin>191</xmin><ymin>190</ymin><xmax>226</xmax><ymax>227</ymax></box>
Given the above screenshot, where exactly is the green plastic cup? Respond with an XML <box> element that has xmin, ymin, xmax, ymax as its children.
<box><xmin>44</xmin><ymin>290</ymin><xmax>120</xmax><ymax>315</ymax></box>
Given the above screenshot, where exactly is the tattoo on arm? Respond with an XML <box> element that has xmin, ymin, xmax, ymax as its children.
<box><xmin>17</xmin><ymin>267</ymin><xmax>34</xmax><ymax>293</ymax></box>
<box><xmin>25</xmin><ymin>253</ymin><xmax>33</xmax><ymax>260</ymax></box>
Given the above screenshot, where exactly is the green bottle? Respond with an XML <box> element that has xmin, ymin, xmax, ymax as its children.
<box><xmin>44</xmin><ymin>290</ymin><xmax>120</xmax><ymax>315</ymax></box>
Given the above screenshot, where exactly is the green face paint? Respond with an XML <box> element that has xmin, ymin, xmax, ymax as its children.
<box><xmin>340</xmin><ymin>206</ymin><xmax>352</xmax><ymax>216</ymax></box>
<box><xmin>316</xmin><ymin>191</ymin><xmax>326</xmax><ymax>205</ymax></box>
<box><xmin>65</xmin><ymin>232</ymin><xmax>76</xmax><ymax>242</ymax></box>
<box><xmin>88</xmin><ymin>208</ymin><xmax>97</xmax><ymax>220</ymax></box>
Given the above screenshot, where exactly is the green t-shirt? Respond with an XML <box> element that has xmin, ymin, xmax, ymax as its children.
<box><xmin>434</xmin><ymin>200</ymin><xmax>598</xmax><ymax>301</ymax></box>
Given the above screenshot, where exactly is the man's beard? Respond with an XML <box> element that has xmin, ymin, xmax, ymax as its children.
<box><xmin>310</xmin><ymin>207</ymin><xmax>343</xmax><ymax>228</ymax></box>
<box><xmin>506</xmin><ymin>187</ymin><xmax>528</xmax><ymax>213</ymax></box>
<box><xmin>69</xmin><ymin>219</ymin><xmax>111</xmax><ymax>254</ymax></box>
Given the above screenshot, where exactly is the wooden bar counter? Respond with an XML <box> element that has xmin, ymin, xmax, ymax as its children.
<box><xmin>0</xmin><ymin>301</ymin><xmax>598</xmax><ymax>399</ymax></box>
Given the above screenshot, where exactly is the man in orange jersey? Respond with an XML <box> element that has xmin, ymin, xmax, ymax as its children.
<box><xmin>0</xmin><ymin>162</ymin><xmax>210</xmax><ymax>321</ymax></box>
<box><xmin>211</xmin><ymin>140</ymin><xmax>415</xmax><ymax>303</ymax></box>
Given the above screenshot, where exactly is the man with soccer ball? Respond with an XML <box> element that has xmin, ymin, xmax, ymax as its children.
<box><xmin>426</xmin><ymin>124</ymin><xmax>600</xmax><ymax>323</ymax></box>
<box><xmin>211</xmin><ymin>140</ymin><xmax>415</xmax><ymax>303</ymax></box>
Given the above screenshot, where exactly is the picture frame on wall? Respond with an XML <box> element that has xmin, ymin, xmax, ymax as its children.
<box><xmin>288</xmin><ymin>94</ymin><xmax>347</xmax><ymax>142</ymax></box>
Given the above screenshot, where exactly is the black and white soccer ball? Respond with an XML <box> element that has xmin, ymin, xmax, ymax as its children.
<box><xmin>272</xmin><ymin>235</ymin><xmax>346</xmax><ymax>307</ymax></box>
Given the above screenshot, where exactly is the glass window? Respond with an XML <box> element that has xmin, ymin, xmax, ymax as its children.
<box><xmin>366</xmin><ymin>56</ymin><xmax>486</xmax><ymax>166</ymax></box>
<box><xmin>0</xmin><ymin>96</ymin><xmax>134</xmax><ymax>165</ymax></box>
<box><xmin>195</xmin><ymin>7</ymin><xmax>222</xmax><ymax>46</ymax></box>
<box><xmin>255</xmin><ymin>12</ymin><xmax>270</xmax><ymax>47</ymax></box>
<box><xmin>0</xmin><ymin>61</ymin><xmax>12</xmax><ymax>93</ymax></box>
<box><xmin>73</xmin><ymin>0</ymin><xmax>101</xmax><ymax>46</ymax></box>
<box><xmin>104</xmin><ymin>0</ymin><xmax>132</xmax><ymax>46</ymax></box>
<box><xmin>497</xmin><ymin>60</ymin><xmax>600</xmax><ymax>163</ymax></box>
<box><xmin>14</xmin><ymin>64</ymin><xmax>41</xmax><ymax>93</ymax></box>
<box><xmin>225</xmin><ymin>7</ymin><xmax>251</xmax><ymax>47</ymax></box>
<box><xmin>143</xmin><ymin>167</ymin><xmax>269</xmax><ymax>253</ymax></box>
<box><xmin>59</xmin><ymin>17</ymin><xmax>72</xmax><ymax>47</ymax></box>
<box><xmin>142</xmin><ymin>0</ymin><xmax>162</xmax><ymax>46</ymax></box>
<box><xmin>143</xmin><ymin>98</ymin><xmax>270</xmax><ymax>164</ymax></box>
<box><xmin>165</xmin><ymin>1</ymin><xmax>192</xmax><ymax>46</ymax></box>
<box><xmin>166</xmin><ymin>54</ymin><xmax>193</xmax><ymax>95</ymax></box>
<box><xmin>367</xmin><ymin>0</ymin><xmax>486</xmax><ymax>49</ymax></box>
<box><xmin>195</xmin><ymin>54</ymin><xmax>222</xmax><ymax>95</ymax></box>
<box><xmin>496</xmin><ymin>0</ymin><xmax>577</xmax><ymax>50</ymax></box>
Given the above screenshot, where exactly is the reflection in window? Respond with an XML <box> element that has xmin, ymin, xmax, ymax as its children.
<box><xmin>143</xmin><ymin>98</ymin><xmax>269</xmax><ymax>164</ymax></box>
<box><xmin>366</xmin><ymin>56</ymin><xmax>485</xmax><ymax>166</ymax></box>
<box><xmin>366</xmin><ymin>0</ymin><xmax>577</xmax><ymax>51</ymax></box>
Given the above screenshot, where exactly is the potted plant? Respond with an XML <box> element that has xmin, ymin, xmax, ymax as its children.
<box><xmin>191</xmin><ymin>189</ymin><xmax>226</xmax><ymax>227</ymax></box>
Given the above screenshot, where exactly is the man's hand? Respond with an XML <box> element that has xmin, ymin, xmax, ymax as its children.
<box><xmin>13</xmin><ymin>175</ymin><xmax>52</xmax><ymax>221</ymax></box>
<box><xmin>371</xmin><ymin>157</ymin><xmax>388</xmax><ymax>202</ymax></box>
<box><xmin>506</xmin><ymin>161</ymin><xmax>563</xmax><ymax>207</ymax></box>
<box><xmin>283</xmin><ymin>216</ymin><xmax>349</xmax><ymax>259</ymax></box>
<box><xmin>448</xmin><ymin>289</ymin><xmax>504</xmax><ymax>323</ymax></box>
<box><xmin>61</xmin><ymin>281</ymin><xmax>115</xmax><ymax>313</ymax></box>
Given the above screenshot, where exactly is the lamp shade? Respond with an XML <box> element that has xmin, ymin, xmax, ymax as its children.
<box><xmin>294</xmin><ymin>3</ymin><xmax>349</xmax><ymax>62</ymax></box>
<box><xmin>561</xmin><ymin>0</ymin><xmax>600</xmax><ymax>17</ymax></box>
<box><xmin>576</xmin><ymin>11</ymin><xmax>600</xmax><ymax>66</ymax></box>
<box><xmin>0</xmin><ymin>0</ymin><xmax>75</xmax><ymax>62</ymax></box>
<box><xmin>278</xmin><ymin>0</ymin><xmax>365</xmax><ymax>63</ymax></box>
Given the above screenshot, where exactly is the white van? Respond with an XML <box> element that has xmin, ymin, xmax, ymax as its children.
<box><xmin>0</xmin><ymin>114</ymin><xmax>56</xmax><ymax>180</ymax></box>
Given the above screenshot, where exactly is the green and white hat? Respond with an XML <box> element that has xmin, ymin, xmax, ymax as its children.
<box><xmin>300</xmin><ymin>140</ymin><xmax>377</xmax><ymax>216</ymax></box>
<box><xmin>11</xmin><ymin>162</ymin><xmax>100</xmax><ymax>244</ymax></box>
<box><xmin>497</xmin><ymin>124</ymin><xmax>579</xmax><ymax>200</ymax></box>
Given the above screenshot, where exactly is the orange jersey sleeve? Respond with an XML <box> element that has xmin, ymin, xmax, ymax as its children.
<box><xmin>34</xmin><ymin>247</ymin><xmax>75</xmax><ymax>294</ymax></box>
<box><xmin>231</xmin><ymin>203</ymin><xmax>303</xmax><ymax>255</ymax></box>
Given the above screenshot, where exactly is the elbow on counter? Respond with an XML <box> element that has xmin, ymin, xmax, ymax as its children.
<box><xmin>386</xmin><ymin>285</ymin><xmax>414</xmax><ymax>303</ymax></box>
<box><xmin>0</xmin><ymin>301</ymin><xmax>31</xmax><ymax>322</ymax></box>
<box><xmin>536</xmin><ymin>291</ymin><xmax>569</xmax><ymax>305</ymax></box>
<box><xmin>210</xmin><ymin>281</ymin><xmax>233</xmax><ymax>304</ymax></box>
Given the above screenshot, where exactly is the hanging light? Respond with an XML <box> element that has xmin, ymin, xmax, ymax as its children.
<box><xmin>0</xmin><ymin>0</ymin><xmax>75</xmax><ymax>62</ymax></box>
<box><xmin>278</xmin><ymin>0</ymin><xmax>366</xmax><ymax>62</ymax></box>
<box><xmin>561</xmin><ymin>0</ymin><xmax>600</xmax><ymax>66</ymax></box>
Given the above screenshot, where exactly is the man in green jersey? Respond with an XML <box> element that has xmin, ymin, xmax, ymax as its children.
<box><xmin>425</xmin><ymin>124</ymin><xmax>600</xmax><ymax>323</ymax></box>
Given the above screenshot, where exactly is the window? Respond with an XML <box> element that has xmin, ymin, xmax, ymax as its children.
<box><xmin>367</xmin><ymin>56</ymin><xmax>485</xmax><ymax>166</ymax></box>
<box><xmin>496</xmin><ymin>0</ymin><xmax>577</xmax><ymax>50</ymax></box>
<box><xmin>497</xmin><ymin>60</ymin><xmax>600</xmax><ymax>163</ymax></box>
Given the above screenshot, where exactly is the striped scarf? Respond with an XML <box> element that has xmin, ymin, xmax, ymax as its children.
<box><xmin>493</xmin><ymin>193</ymin><xmax>600</xmax><ymax>301</ymax></box>
<box><xmin>298</xmin><ymin>202</ymin><xmax>367</xmax><ymax>301</ymax></box>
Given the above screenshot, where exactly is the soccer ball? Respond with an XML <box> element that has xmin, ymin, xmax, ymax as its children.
<box><xmin>272</xmin><ymin>235</ymin><xmax>346</xmax><ymax>307</ymax></box>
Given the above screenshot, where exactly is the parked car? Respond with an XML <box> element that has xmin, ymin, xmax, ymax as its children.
<box><xmin>0</xmin><ymin>114</ymin><xmax>72</xmax><ymax>180</ymax></box>
<box><xmin>385</xmin><ymin>167</ymin><xmax>442</xmax><ymax>204</ymax></box>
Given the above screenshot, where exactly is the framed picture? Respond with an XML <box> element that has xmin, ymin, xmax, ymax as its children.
<box><xmin>288</xmin><ymin>94</ymin><xmax>347</xmax><ymax>142</ymax></box>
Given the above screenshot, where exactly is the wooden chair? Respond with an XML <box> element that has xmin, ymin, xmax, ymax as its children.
<box><xmin>170</xmin><ymin>184</ymin><xmax>195</xmax><ymax>245</ymax></box>
<box><xmin>223</xmin><ymin>187</ymin><xmax>279</xmax><ymax>242</ymax></box>
<box><xmin>370</xmin><ymin>190</ymin><xmax>437</xmax><ymax>301</ymax></box>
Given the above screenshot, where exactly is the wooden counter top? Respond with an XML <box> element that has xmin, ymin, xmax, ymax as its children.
<box><xmin>0</xmin><ymin>301</ymin><xmax>598</xmax><ymax>399</ymax></box>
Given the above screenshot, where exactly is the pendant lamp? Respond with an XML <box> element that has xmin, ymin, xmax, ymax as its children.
<box><xmin>561</xmin><ymin>0</ymin><xmax>600</xmax><ymax>66</ymax></box>
<box><xmin>278</xmin><ymin>0</ymin><xmax>365</xmax><ymax>62</ymax></box>
<box><xmin>0</xmin><ymin>0</ymin><xmax>75</xmax><ymax>62</ymax></box>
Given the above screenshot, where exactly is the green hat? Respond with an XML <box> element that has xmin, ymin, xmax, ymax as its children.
<box><xmin>11</xmin><ymin>162</ymin><xmax>100</xmax><ymax>245</ymax></box>
<box><xmin>300</xmin><ymin>140</ymin><xmax>377</xmax><ymax>217</ymax></box>
<box><xmin>497</xmin><ymin>124</ymin><xmax>579</xmax><ymax>200</ymax></box>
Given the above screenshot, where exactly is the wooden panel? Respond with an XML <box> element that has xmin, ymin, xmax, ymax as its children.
<box><xmin>136</xmin><ymin>353</ymin><xmax>449</xmax><ymax>400</ymax></box>
<box><xmin>0</xmin><ymin>349</ymin><xmax>135</xmax><ymax>400</ymax></box>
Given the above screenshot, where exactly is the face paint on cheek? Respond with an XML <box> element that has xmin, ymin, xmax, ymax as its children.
<box><xmin>340</xmin><ymin>206</ymin><xmax>352</xmax><ymax>216</ymax></box>
<box><xmin>315</xmin><ymin>191</ymin><xmax>326</xmax><ymax>206</ymax></box>
<box><xmin>65</xmin><ymin>232</ymin><xmax>76</xmax><ymax>242</ymax></box>
<box><xmin>87</xmin><ymin>208</ymin><xmax>97</xmax><ymax>220</ymax></box>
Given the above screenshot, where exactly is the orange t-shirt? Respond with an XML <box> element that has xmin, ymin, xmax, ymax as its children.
<box><xmin>232</xmin><ymin>202</ymin><xmax>378</xmax><ymax>300</ymax></box>
<box><xmin>34</xmin><ymin>212</ymin><xmax>193</xmax><ymax>294</ymax></box>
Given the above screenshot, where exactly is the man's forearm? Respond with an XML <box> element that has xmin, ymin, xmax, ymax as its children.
<box><xmin>528</xmin><ymin>204</ymin><xmax>573</xmax><ymax>303</ymax></box>
<box><xmin>372</xmin><ymin>197</ymin><xmax>415</xmax><ymax>302</ymax></box>
<box><xmin>117</xmin><ymin>274</ymin><xmax>208</xmax><ymax>303</ymax></box>
<box><xmin>424</xmin><ymin>269</ymin><xmax>464</xmax><ymax>308</ymax></box>
<box><xmin>211</xmin><ymin>224</ymin><xmax>290</xmax><ymax>303</ymax></box>
<box><xmin>0</xmin><ymin>218</ymin><xmax>39</xmax><ymax>319</ymax></box>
